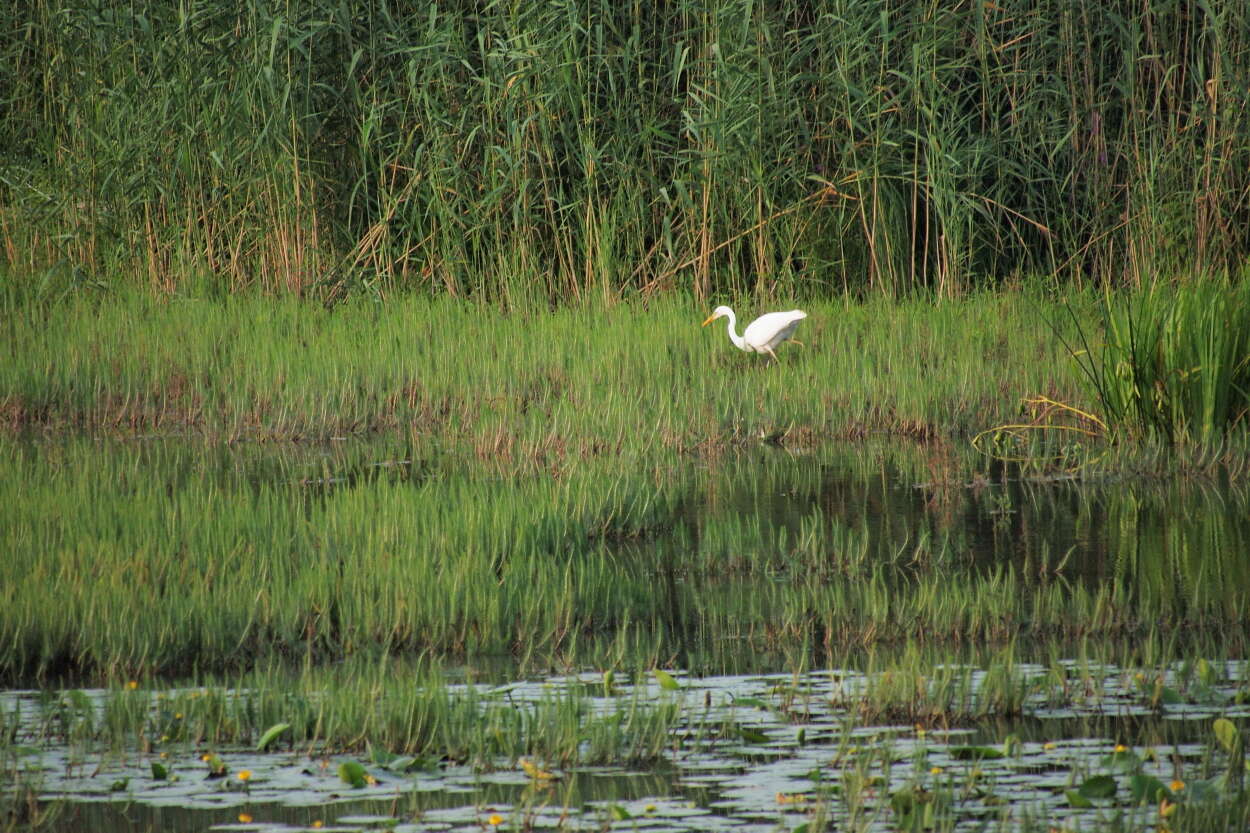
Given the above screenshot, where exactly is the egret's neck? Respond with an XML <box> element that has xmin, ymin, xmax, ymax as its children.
<box><xmin>722</xmin><ymin>311</ymin><xmax>746</xmax><ymax>351</ymax></box>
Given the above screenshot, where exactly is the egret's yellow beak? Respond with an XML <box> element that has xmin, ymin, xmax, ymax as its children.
<box><xmin>701</xmin><ymin>313</ymin><xmax>717</xmax><ymax>327</ymax></box>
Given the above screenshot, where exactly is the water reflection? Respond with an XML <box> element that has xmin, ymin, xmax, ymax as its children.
<box><xmin>5</xmin><ymin>435</ymin><xmax>1250</xmax><ymax>831</ymax></box>
<box><xmin>2</xmin><ymin>437</ymin><xmax>1248</xmax><ymax>682</ymax></box>
<box><xmin>635</xmin><ymin>447</ymin><xmax>1250</xmax><ymax>670</ymax></box>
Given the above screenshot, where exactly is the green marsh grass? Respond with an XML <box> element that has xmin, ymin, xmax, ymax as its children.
<box><xmin>2</xmin><ymin>279</ymin><xmax>1081</xmax><ymax>446</ymax></box>
<box><xmin>2</xmin><ymin>432</ymin><xmax>1248</xmax><ymax>683</ymax></box>
<box><xmin>21</xmin><ymin>665</ymin><xmax>687</xmax><ymax>768</ymax></box>
<box><xmin>3</xmin><ymin>2</ymin><xmax>1248</xmax><ymax>295</ymax></box>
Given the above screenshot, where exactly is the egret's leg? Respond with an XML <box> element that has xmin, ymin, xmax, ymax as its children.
<box><xmin>765</xmin><ymin>346</ymin><xmax>780</xmax><ymax>363</ymax></box>
<box><xmin>789</xmin><ymin>339</ymin><xmax>805</xmax><ymax>347</ymax></box>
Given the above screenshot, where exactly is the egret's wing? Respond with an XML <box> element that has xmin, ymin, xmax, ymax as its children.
<box><xmin>743</xmin><ymin>310</ymin><xmax>806</xmax><ymax>349</ymax></box>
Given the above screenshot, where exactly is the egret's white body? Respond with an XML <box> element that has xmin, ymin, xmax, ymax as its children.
<box><xmin>702</xmin><ymin>306</ymin><xmax>807</xmax><ymax>361</ymax></box>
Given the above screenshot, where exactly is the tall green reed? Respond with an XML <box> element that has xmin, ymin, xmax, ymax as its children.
<box><xmin>2</xmin><ymin>1</ymin><xmax>1247</xmax><ymax>298</ymax></box>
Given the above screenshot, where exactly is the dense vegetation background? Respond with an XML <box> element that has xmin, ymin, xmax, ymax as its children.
<box><xmin>2</xmin><ymin>0</ymin><xmax>1248</xmax><ymax>301</ymax></box>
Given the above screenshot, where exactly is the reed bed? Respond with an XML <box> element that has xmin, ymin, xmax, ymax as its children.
<box><xmin>2</xmin><ymin>1</ymin><xmax>1247</xmax><ymax>297</ymax></box>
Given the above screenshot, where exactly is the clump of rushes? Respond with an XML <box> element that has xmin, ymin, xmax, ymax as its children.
<box><xmin>24</xmin><ymin>665</ymin><xmax>686</xmax><ymax>767</ymax></box>
<box><xmin>1064</xmin><ymin>280</ymin><xmax>1250</xmax><ymax>445</ymax></box>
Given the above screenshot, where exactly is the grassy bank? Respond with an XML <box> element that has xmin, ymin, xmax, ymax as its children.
<box><xmin>3</xmin><ymin>279</ymin><xmax>1083</xmax><ymax>447</ymax></box>
<box><xmin>3</xmin><ymin>1</ymin><xmax>1247</xmax><ymax>296</ymax></box>
<box><xmin>7</xmin><ymin>276</ymin><xmax>1248</xmax><ymax>450</ymax></box>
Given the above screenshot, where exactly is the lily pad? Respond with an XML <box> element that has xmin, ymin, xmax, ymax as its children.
<box><xmin>1077</xmin><ymin>774</ymin><xmax>1117</xmax><ymax>800</ymax></box>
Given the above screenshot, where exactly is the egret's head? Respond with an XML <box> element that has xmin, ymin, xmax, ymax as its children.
<box><xmin>701</xmin><ymin>305</ymin><xmax>732</xmax><ymax>327</ymax></box>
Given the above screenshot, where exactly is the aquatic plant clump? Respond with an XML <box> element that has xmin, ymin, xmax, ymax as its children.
<box><xmin>4</xmin><ymin>659</ymin><xmax>1249</xmax><ymax>832</ymax></box>
<box><xmin>1065</xmin><ymin>281</ymin><xmax>1250</xmax><ymax>445</ymax></box>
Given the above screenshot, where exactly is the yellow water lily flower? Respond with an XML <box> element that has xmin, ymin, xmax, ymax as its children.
<box><xmin>487</xmin><ymin>813</ymin><xmax>505</xmax><ymax>825</ymax></box>
<box><xmin>238</xmin><ymin>813</ymin><xmax>253</xmax><ymax>823</ymax></box>
<box><xmin>237</xmin><ymin>770</ymin><xmax>251</xmax><ymax>782</ymax></box>
<box><xmin>519</xmin><ymin>758</ymin><xmax>556</xmax><ymax>781</ymax></box>
<box><xmin>1170</xmin><ymin>779</ymin><xmax>1185</xmax><ymax>792</ymax></box>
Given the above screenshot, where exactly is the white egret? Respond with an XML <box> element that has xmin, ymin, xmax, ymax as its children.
<box><xmin>701</xmin><ymin>306</ymin><xmax>807</xmax><ymax>361</ymax></box>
